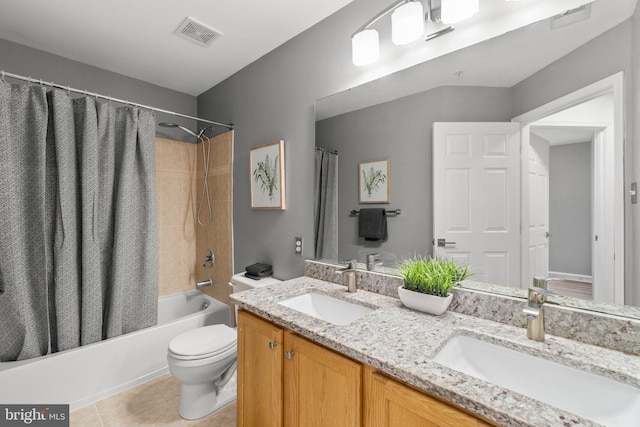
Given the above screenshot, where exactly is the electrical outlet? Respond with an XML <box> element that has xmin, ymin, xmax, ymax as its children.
<box><xmin>294</xmin><ymin>237</ymin><xmax>303</xmax><ymax>256</ymax></box>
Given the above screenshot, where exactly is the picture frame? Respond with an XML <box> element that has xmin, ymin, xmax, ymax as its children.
<box><xmin>250</xmin><ymin>140</ymin><xmax>286</xmax><ymax>210</ymax></box>
<box><xmin>358</xmin><ymin>158</ymin><xmax>390</xmax><ymax>204</ymax></box>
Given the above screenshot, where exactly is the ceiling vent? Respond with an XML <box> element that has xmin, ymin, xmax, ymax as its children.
<box><xmin>174</xmin><ymin>17</ymin><xmax>222</xmax><ymax>47</ymax></box>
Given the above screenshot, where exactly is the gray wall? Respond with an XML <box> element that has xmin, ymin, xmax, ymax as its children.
<box><xmin>198</xmin><ymin>0</ymin><xmax>394</xmax><ymax>279</ymax></box>
<box><xmin>316</xmin><ymin>86</ymin><xmax>512</xmax><ymax>265</ymax></box>
<box><xmin>549</xmin><ymin>142</ymin><xmax>592</xmax><ymax>276</ymax></box>
<box><xmin>0</xmin><ymin>38</ymin><xmax>197</xmax><ymax>141</ymax></box>
<box><xmin>199</xmin><ymin>1</ymin><xmax>639</xmax><ymax>303</ymax></box>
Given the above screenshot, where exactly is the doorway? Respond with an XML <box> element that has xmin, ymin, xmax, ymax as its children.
<box><xmin>432</xmin><ymin>74</ymin><xmax>623</xmax><ymax>304</ymax></box>
<box><xmin>514</xmin><ymin>73</ymin><xmax>623</xmax><ymax>305</ymax></box>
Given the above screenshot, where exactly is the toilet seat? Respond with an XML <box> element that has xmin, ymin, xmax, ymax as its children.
<box><xmin>169</xmin><ymin>325</ymin><xmax>237</xmax><ymax>361</ymax></box>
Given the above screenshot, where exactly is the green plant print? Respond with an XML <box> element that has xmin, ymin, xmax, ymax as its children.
<box><xmin>253</xmin><ymin>154</ymin><xmax>279</xmax><ymax>200</ymax></box>
<box><xmin>362</xmin><ymin>167</ymin><xmax>387</xmax><ymax>198</ymax></box>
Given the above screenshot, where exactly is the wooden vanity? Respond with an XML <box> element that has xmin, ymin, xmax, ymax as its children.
<box><xmin>237</xmin><ymin>310</ymin><xmax>495</xmax><ymax>426</ymax></box>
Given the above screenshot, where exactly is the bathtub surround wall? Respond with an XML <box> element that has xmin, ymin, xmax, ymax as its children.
<box><xmin>195</xmin><ymin>131</ymin><xmax>234</xmax><ymax>306</ymax></box>
<box><xmin>0</xmin><ymin>84</ymin><xmax>158</xmax><ymax>361</ymax></box>
<box><xmin>155</xmin><ymin>138</ymin><xmax>198</xmax><ymax>296</ymax></box>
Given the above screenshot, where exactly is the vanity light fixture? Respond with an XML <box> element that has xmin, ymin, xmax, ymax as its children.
<box><xmin>391</xmin><ymin>1</ymin><xmax>425</xmax><ymax>45</ymax></box>
<box><xmin>352</xmin><ymin>28</ymin><xmax>380</xmax><ymax>66</ymax></box>
<box><xmin>352</xmin><ymin>0</ymin><xmax>479</xmax><ymax>67</ymax></box>
<box><xmin>352</xmin><ymin>0</ymin><xmax>423</xmax><ymax>66</ymax></box>
<box><xmin>440</xmin><ymin>0</ymin><xmax>479</xmax><ymax>24</ymax></box>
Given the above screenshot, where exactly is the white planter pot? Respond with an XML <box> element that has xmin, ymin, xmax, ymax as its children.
<box><xmin>397</xmin><ymin>286</ymin><xmax>453</xmax><ymax>315</ymax></box>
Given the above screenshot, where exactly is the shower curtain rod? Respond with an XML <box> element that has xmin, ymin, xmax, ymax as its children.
<box><xmin>1</xmin><ymin>70</ymin><xmax>234</xmax><ymax>130</ymax></box>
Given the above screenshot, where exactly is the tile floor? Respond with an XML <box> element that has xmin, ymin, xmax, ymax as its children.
<box><xmin>69</xmin><ymin>374</ymin><xmax>236</xmax><ymax>426</ymax></box>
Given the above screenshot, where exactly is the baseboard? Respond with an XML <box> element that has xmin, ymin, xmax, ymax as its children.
<box><xmin>548</xmin><ymin>271</ymin><xmax>592</xmax><ymax>283</ymax></box>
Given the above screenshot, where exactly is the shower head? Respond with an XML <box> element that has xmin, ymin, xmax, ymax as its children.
<box><xmin>158</xmin><ymin>122</ymin><xmax>203</xmax><ymax>138</ymax></box>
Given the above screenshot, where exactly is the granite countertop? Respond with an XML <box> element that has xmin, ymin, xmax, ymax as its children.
<box><xmin>230</xmin><ymin>276</ymin><xmax>640</xmax><ymax>427</ymax></box>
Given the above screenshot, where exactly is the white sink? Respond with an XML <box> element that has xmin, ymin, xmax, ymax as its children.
<box><xmin>278</xmin><ymin>293</ymin><xmax>374</xmax><ymax>325</ymax></box>
<box><xmin>433</xmin><ymin>335</ymin><xmax>640</xmax><ymax>426</ymax></box>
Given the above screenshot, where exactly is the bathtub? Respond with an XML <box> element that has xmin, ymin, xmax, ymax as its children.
<box><xmin>0</xmin><ymin>290</ymin><xmax>230</xmax><ymax>410</ymax></box>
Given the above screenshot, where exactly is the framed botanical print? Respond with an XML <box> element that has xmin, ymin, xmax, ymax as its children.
<box><xmin>358</xmin><ymin>158</ymin><xmax>390</xmax><ymax>204</ymax></box>
<box><xmin>250</xmin><ymin>140</ymin><xmax>286</xmax><ymax>210</ymax></box>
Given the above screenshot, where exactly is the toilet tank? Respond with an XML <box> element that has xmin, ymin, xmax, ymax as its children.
<box><xmin>229</xmin><ymin>273</ymin><xmax>281</xmax><ymax>324</ymax></box>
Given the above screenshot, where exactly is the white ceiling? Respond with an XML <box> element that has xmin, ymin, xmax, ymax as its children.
<box><xmin>0</xmin><ymin>0</ymin><xmax>353</xmax><ymax>96</ymax></box>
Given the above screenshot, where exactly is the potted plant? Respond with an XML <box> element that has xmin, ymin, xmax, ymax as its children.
<box><xmin>397</xmin><ymin>256</ymin><xmax>471</xmax><ymax>315</ymax></box>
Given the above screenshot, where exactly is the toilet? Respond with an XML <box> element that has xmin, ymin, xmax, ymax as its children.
<box><xmin>167</xmin><ymin>272</ymin><xmax>281</xmax><ymax>420</ymax></box>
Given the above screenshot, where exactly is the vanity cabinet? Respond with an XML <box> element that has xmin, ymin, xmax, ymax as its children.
<box><xmin>238</xmin><ymin>310</ymin><xmax>493</xmax><ymax>427</ymax></box>
<box><xmin>237</xmin><ymin>310</ymin><xmax>362</xmax><ymax>427</ymax></box>
<box><xmin>285</xmin><ymin>332</ymin><xmax>362</xmax><ymax>426</ymax></box>
<box><xmin>237</xmin><ymin>309</ymin><xmax>284</xmax><ymax>427</ymax></box>
<box><xmin>363</xmin><ymin>366</ymin><xmax>494</xmax><ymax>427</ymax></box>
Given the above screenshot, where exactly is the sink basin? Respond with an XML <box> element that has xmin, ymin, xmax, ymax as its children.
<box><xmin>278</xmin><ymin>293</ymin><xmax>374</xmax><ymax>325</ymax></box>
<box><xmin>433</xmin><ymin>335</ymin><xmax>640</xmax><ymax>426</ymax></box>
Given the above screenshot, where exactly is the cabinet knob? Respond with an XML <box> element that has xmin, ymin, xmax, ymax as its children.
<box><xmin>285</xmin><ymin>351</ymin><xmax>295</xmax><ymax>360</ymax></box>
<box><xmin>268</xmin><ymin>341</ymin><xmax>277</xmax><ymax>350</ymax></box>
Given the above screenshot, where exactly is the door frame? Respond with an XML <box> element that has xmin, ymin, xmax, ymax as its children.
<box><xmin>512</xmin><ymin>73</ymin><xmax>624</xmax><ymax>304</ymax></box>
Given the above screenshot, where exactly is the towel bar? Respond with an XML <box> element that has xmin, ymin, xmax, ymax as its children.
<box><xmin>350</xmin><ymin>209</ymin><xmax>401</xmax><ymax>216</ymax></box>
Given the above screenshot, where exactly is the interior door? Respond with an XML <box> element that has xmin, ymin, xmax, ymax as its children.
<box><xmin>527</xmin><ymin>133</ymin><xmax>550</xmax><ymax>286</ymax></box>
<box><xmin>433</xmin><ymin>122</ymin><xmax>521</xmax><ymax>286</ymax></box>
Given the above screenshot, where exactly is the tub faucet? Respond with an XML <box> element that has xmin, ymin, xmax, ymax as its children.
<box><xmin>336</xmin><ymin>260</ymin><xmax>358</xmax><ymax>293</ymax></box>
<box><xmin>523</xmin><ymin>281</ymin><xmax>558</xmax><ymax>341</ymax></box>
<box><xmin>196</xmin><ymin>279</ymin><xmax>212</xmax><ymax>290</ymax></box>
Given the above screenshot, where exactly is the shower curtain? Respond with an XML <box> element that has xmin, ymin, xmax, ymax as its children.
<box><xmin>0</xmin><ymin>82</ymin><xmax>159</xmax><ymax>361</ymax></box>
<box><xmin>314</xmin><ymin>148</ymin><xmax>338</xmax><ymax>260</ymax></box>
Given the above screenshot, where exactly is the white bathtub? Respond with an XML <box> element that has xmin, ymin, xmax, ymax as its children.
<box><xmin>0</xmin><ymin>290</ymin><xmax>230</xmax><ymax>410</ymax></box>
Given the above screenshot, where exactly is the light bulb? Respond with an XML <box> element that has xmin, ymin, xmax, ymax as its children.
<box><xmin>441</xmin><ymin>0</ymin><xmax>479</xmax><ymax>24</ymax></box>
<box><xmin>352</xmin><ymin>29</ymin><xmax>379</xmax><ymax>66</ymax></box>
<box><xmin>391</xmin><ymin>1</ymin><xmax>424</xmax><ymax>45</ymax></box>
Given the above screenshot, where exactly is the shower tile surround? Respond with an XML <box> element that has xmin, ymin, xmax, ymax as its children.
<box><xmin>231</xmin><ymin>261</ymin><xmax>640</xmax><ymax>426</ymax></box>
<box><xmin>194</xmin><ymin>131</ymin><xmax>234</xmax><ymax>307</ymax></box>
<box><xmin>156</xmin><ymin>138</ymin><xmax>198</xmax><ymax>296</ymax></box>
<box><xmin>155</xmin><ymin>133</ymin><xmax>234</xmax><ymax>301</ymax></box>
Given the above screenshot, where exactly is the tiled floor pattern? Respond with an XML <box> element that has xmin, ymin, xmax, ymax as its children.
<box><xmin>69</xmin><ymin>374</ymin><xmax>236</xmax><ymax>426</ymax></box>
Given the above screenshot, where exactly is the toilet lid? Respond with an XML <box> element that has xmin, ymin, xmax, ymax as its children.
<box><xmin>169</xmin><ymin>325</ymin><xmax>237</xmax><ymax>359</ymax></box>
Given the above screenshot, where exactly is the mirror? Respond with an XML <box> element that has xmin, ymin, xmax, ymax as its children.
<box><xmin>314</xmin><ymin>0</ymin><xmax>640</xmax><ymax>318</ymax></box>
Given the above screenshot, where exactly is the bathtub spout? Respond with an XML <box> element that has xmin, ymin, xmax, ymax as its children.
<box><xmin>196</xmin><ymin>279</ymin><xmax>212</xmax><ymax>290</ymax></box>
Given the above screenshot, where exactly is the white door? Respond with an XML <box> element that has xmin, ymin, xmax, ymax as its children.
<box><xmin>526</xmin><ymin>133</ymin><xmax>550</xmax><ymax>286</ymax></box>
<box><xmin>433</xmin><ymin>122</ymin><xmax>521</xmax><ymax>286</ymax></box>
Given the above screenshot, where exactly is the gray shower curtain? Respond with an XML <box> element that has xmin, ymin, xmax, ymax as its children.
<box><xmin>314</xmin><ymin>148</ymin><xmax>338</xmax><ymax>260</ymax></box>
<box><xmin>0</xmin><ymin>82</ymin><xmax>159</xmax><ymax>361</ymax></box>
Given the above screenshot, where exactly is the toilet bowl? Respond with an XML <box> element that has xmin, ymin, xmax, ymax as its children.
<box><xmin>167</xmin><ymin>324</ymin><xmax>237</xmax><ymax>420</ymax></box>
<box><xmin>167</xmin><ymin>273</ymin><xmax>281</xmax><ymax>420</ymax></box>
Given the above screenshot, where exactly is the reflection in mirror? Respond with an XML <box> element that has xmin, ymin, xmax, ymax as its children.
<box><xmin>314</xmin><ymin>0</ymin><xmax>640</xmax><ymax>317</ymax></box>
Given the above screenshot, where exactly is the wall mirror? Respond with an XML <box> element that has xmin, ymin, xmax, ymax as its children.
<box><xmin>314</xmin><ymin>0</ymin><xmax>640</xmax><ymax>318</ymax></box>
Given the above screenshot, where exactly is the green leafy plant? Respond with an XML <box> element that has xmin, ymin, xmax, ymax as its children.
<box><xmin>253</xmin><ymin>154</ymin><xmax>279</xmax><ymax>200</ymax></box>
<box><xmin>362</xmin><ymin>167</ymin><xmax>386</xmax><ymax>198</ymax></box>
<box><xmin>398</xmin><ymin>256</ymin><xmax>471</xmax><ymax>297</ymax></box>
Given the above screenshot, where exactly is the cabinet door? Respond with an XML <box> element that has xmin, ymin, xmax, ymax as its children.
<box><xmin>284</xmin><ymin>332</ymin><xmax>362</xmax><ymax>427</ymax></box>
<box><xmin>237</xmin><ymin>310</ymin><xmax>284</xmax><ymax>427</ymax></box>
<box><xmin>364</xmin><ymin>367</ymin><xmax>493</xmax><ymax>427</ymax></box>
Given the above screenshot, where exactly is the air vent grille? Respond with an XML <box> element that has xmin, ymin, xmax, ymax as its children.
<box><xmin>174</xmin><ymin>17</ymin><xmax>221</xmax><ymax>47</ymax></box>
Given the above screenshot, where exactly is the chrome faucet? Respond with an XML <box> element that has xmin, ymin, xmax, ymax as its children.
<box><xmin>336</xmin><ymin>260</ymin><xmax>358</xmax><ymax>293</ymax></box>
<box><xmin>196</xmin><ymin>278</ymin><xmax>213</xmax><ymax>290</ymax></box>
<box><xmin>523</xmin><ymin>279</ymin><xmax>559</xmax><ymax>341</ymax></box>
<box><xmin>366</xmin><ymin>253</ymin><xmax>382</xmax><ymax>271</ymax></box>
